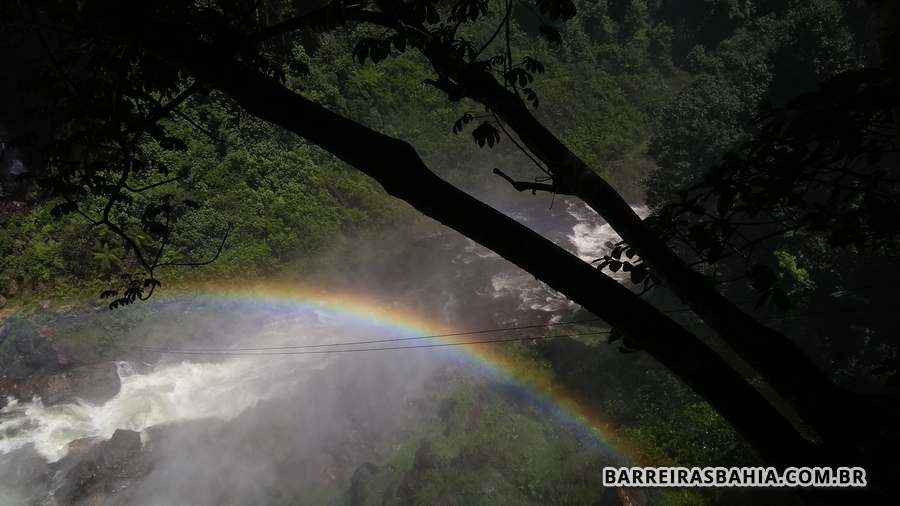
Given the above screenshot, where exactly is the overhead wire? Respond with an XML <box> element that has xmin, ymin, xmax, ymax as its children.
<box><xmin>131</xmin><ymin>284</ymin><xmax>895</xmax><ymax>356</ymax></box>
<box><xmin>132</xmin><ymin>331</ymin><xmax>611</xmax><ymax>356</ymax></box>
<box><xmin>133</xmin><ymin>317</ymin><xmax>608</xmax><ymax>353</ymax></box>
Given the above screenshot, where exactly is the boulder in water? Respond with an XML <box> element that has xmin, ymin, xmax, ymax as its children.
<box><xmin>100</xmin><ymin>429</ymin><xmax>143</xmax><ymax>472</ymax></box>
<box><xmin>68</xmin><ymin>436</ymin><xmax>102</xmax><ymax>453</ymax></box>
<box><xmin>0</xmin><ymin>446</ymin><xmax>54</xmax><ymax>504</ymax></box>
<box><xmin>1</xmin><ymin>361</ymin><xmax>121</xmax><ymax>410</ymax></box>
<box><xmin>37</xmin><ymin>362</ymin><xmax>121</xmax><ymax>406</ymax></box>
<box><xmin>0</xmin><ymin>318</ymin><xmax>63</xmax><ymax>379</ymax></box>
<box><xmin>54</xmin><ymin>429</ymin><xmax>148</xmax><ymax>504</ymax></box>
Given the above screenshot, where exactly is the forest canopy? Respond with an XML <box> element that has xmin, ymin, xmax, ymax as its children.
<box><xmin>1</xmin><ymin>1</ymin><xmax>899</xmax><ymax>504</ymax></box>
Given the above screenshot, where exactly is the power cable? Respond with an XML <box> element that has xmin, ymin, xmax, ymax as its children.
<box><xmin>132</xmin><ymin>285</ymin><xmax>894</xmax><ymax>355</ymax></box>
<box><xmin>133</xmin><ymin>330</ymin><xmax>611</xmax><ymax>356</ymax></box>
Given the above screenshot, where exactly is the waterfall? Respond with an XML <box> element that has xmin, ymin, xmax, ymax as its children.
<box><xmin>0</xmin><ymin>356</ymin><xmax>323</xmax><ymax>462</ymax></box>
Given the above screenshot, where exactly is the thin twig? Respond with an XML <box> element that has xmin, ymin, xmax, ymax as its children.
<box><xmin>492</xmin><ymin>114</ymin><xmax>551</xmax><ymax>176</ymax></box>
<box><xmin>158</xmin><ymin>223</ymin><xmax>233</xmax><ymax>267</ymax></box>
<box><xmin>493</xmin><ymin>168</ymin><xmax>555</xmax><ymax>194</ymax></box>
<box><xmin>123</xmin><ymin>174</ymin><xmax>186</xmax><ymax>193</ymax></box>
<box><xmin>473</xmin><ymin>0</ymin><xmax>509</xmax><ymax>59</ymax></box>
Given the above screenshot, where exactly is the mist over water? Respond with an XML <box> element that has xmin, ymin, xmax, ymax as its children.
<box><xmin>1</xmin><ymin>357</ymin><xmax>315</xmax><ymax>461</ymax></box>
<box><xmin>0</xmin><ymin>200</ymin><xmax>640</xmax><ymax>505</ymax></box>
<box><xmin>566</xmin><ymin>202</ymin><xmax>650</xmax><ymax>263</ymax></box>
<box><xmin>1</xmin><ymin>308</ymin><xmax>442</xmax><ymax>459</ymax></box>
<box><xmin>1</xmin><ymin>308</ymin><xmax>454</xmax><ymax>504</ymax></box>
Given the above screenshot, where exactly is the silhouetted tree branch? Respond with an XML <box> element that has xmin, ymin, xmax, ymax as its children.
<box><xmin>492</xmin><ymin>168</ymin><xmax>554</xmax><ymax>194</ymax></box>
<box><xmin>92</xmin><ymin>4</ymin><xmax>821</xmax><ymax>469</ymax></box>
<box><xmin>271</xmin><ymin>0</ymin><xmax>861</xmax><ymax>444</ymax></box>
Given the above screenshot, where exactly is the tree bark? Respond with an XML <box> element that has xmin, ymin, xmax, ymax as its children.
<box><xmin>420</xmin><ymin>43</ymin><xmax>856</xmax><ymax>443</ymax></box>
<box><xmin>277</xmin><ymin>2</ymin><xmax>852</xmax><ymax>443</ymax></box>
<box><xmin>97</xmin><ymin>9</ymin><xmax>820</xmax><ymax>469</ymax></box>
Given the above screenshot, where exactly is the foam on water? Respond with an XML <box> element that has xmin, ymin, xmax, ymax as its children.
<box><xmin>566</xmin><ymin>202</ymin><xmax>649</xmax><ymax>263</ymax></box>
<box><xmin>0</xmin><ymin>357</ymin><xmax>298</xmax><ymax>462</ymax></box>
<box><xmin>0</xmin><ymin>203</ymin><xmax>652</xmax><ymax>468</ymax></box>
<box><xmin>480</xmin><ymin>202</ymin><xmax>649</xmax><ymax>318</ymax></box>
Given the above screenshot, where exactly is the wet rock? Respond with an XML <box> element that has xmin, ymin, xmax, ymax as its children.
<box><xmin>0</xmin><ymin>295</ymin><xmax>6</xmax><ymax>309</ymax></box>
<box><xmin>2</xmin><ymin>356</ymin><xmax>37</xmax><ymax>381</ymax></box>
<box><xmin>0</xmin><ymin>445</ymin><xmax>52</xmax><ymax>485</ymax></box>
<box><xmin>0</xmin><ymin>317</ymin><xmax>66</xmax><ymax>379</ymax></box>
<box><xmin>68</xmin><ymin>437</ymin><xmax>102</xmax><ymax>453</ymax></box>
<box><xmin>101</xmin><ymin>429</ymin><xmax>142</xmax><ymax>471</ymax></box>
<box><xmin>54</xmin><ymin>429</ymin><xmax>148</xmax><ymax>505</ymax></box>
<box><xmin>1</xmin><ymin>361</ymin><xmax>33</xmax><ymax>382</ymax></box>
<box><xmin>37</xmin><ymin>362</ymin><xmax>121</xmax><ymax>406</ymax></box>
<box><xmin>0</xmin><ymin>446</ymin><xmax>54</xmax><ymax>504</ymax></box>
<box><xmin>0</xmin><ymin>375</ymin><xmax>37</xmax><ymax>406</ymax></box>
<box><xmin>1</xmin><ymin>362</ymin><xmax>121</xmax><ymax>409</ymax></box>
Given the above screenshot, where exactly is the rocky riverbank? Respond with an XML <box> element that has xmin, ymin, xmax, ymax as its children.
<box><xmin>1</xmin><ymin>313</ymin><xmax>124</xmax><ymax>410</ymax></box>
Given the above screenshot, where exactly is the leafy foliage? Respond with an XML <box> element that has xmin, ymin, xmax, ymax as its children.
<box><xmin>0</xmin><ymin>90</ymin><xmax>404</xmax><ymax>301</ymax></box>
<box><xmin>645</xmin><ymin>0</ymin><xmax>864</xmax><ymax>209</ymax></box>
<box><xmin>472</xmin><ymin>121</ymin><xmax>502</xmax><ymax>147</ymax></box>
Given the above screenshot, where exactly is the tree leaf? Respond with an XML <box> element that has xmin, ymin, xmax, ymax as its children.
<box><xmin>522</xmin><ymin>56</ymin><xmax>545</xmax><ymax>75</ymax></box>
<box><xmin>452</xmin><ymin>112</ymin><xmax>474</xmax><ymax>134</ymax></box>
<box><xmin>472</xmin><ymin>122</ymin><xmax>501</xmax><ymax>148</ymax></box>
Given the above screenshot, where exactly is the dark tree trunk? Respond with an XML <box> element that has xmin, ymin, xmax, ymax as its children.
<box><xmin>94</xmin><ymin>9</ymin><xmax>822</xmax><ymax>470</ymax></box>
<box><xmin>421</xmin><ymin>46</ymin><xmax>857</xmax><ymax>444</ymax></box>
<box><xmin>294</xmin><ymin>3</ymin><xmax>855</xmax><ymax>444</ymax></box>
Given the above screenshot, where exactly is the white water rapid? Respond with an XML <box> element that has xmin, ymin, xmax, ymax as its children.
<box><xmin>0</xmin><ymin>356</ymin><xmax>327</xmax><ymax>462</ymax></box>
<box><xmin>0</xmin><ymin>201</ymin><xmax>646</xmax><ymax>472</ymax></box>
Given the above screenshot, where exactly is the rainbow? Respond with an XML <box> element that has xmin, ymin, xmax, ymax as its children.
<box><xmin>160</xmin><ymin>280</ymin><xmax>646</xmax><ymax>464</ymax></box>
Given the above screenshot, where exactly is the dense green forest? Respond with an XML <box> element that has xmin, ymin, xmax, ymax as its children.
<box><xmin>0</xmin><ymin>0</ymin><xmax>869</xmax><ymax>302</ymax></box>
<box><xmin>1</xmin><ymin>1</ymin><xmax>898</xmax><ymax>505</ymax></box>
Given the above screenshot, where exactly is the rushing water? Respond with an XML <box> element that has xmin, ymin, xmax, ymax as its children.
<box><xmin>0</xmin><ymin>201</ymin><xmax>643</xmax><ymax>504</ymax></box>
<box><xmin>479</xmin><ymin>201</ymin><xmax>647</xmax><ymax>316</ymax></box>
<box><xmin>566</xmin><ymin>202</ymin><xmax>649</xmax><ymax>263</ymax></box>
<box><xmin>0</xmin><ymin>357</ymin><xmax>323</xmax><ymax>462</ymax></box>
<box><xmin>0</xmin><ymin>306</ymin><xmax>390</xmax><ymax>464</ymax></box>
